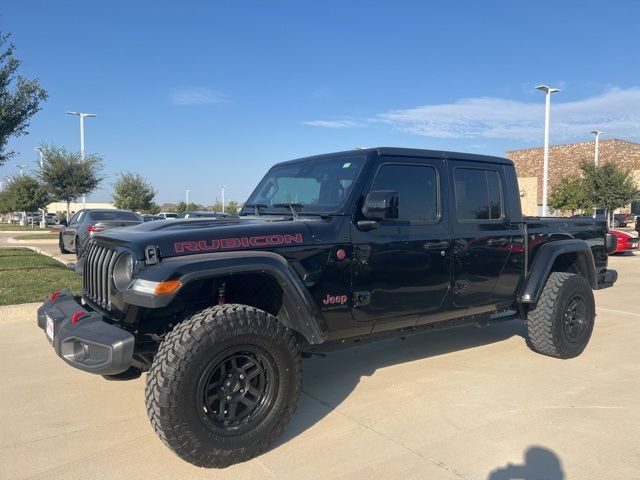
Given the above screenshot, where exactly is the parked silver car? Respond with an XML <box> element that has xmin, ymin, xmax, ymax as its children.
<box><xmin>59</xmin><ymin>209</ymin><xmax>141</xmax><ymax>258</ymax></box>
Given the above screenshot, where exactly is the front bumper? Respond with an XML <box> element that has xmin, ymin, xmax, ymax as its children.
<box><xmin>36</xmin><ymin>291</ymin><xmax>134</xmax><ymax>375</ymax></box>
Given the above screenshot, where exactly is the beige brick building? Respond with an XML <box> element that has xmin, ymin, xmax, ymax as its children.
<box><xmin>506</xmin><ymin>139</ymin><xmax>640</xmax><ymax>216</ymax></box>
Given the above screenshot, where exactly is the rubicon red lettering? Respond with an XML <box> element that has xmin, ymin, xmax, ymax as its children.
<box><xmin>174</xmin><ymin>233</ymin><xmax>304</xmax><ymax>254</ymax></box>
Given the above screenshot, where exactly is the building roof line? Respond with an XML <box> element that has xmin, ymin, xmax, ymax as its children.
<box><xmin>506</xmin><ymin>138</ymin><xmax>639</xmax><ymax>154</ymax></box>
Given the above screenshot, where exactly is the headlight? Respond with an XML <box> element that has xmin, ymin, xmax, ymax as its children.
<box><xmin>113</xmin><ymin>253</ymin><xmax>134</xmax><ymax>291</ymax></box>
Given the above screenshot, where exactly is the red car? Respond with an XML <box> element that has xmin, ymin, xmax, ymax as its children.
<box><xmin>609</xmin><ymin>229</ymin><xmax>639</xmax><ymax>254</ymax></box>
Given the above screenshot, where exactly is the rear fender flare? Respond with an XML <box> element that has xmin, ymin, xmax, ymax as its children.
<box><xmin>519</xmin><ymin>239</ymin><xmax>597</xmax><ymax>304</ymax></box>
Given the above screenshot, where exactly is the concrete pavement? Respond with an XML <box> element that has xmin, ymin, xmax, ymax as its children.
<box><xmin>0</xmin><ymin>230</ymin><xmax>76</xmax><ymax>266</ymax></box>
<box><xmin>1</xmin><ymin>255</ymin><xmax>639</xmax><ymax>479</ymax></box>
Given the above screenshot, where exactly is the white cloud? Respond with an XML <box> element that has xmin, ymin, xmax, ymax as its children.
<box><xmin>171</xmin><ymin>87</ymin><xmax>229</xmax><ymax>106</ymax></box>
<box><xmin>377</xmin><ymin>87</ymin><xmax>640</xmax><ymax>142</ymax></box>
<box><xmin>302</xmin><ymin>119</ymin><xmax>364</xmax><ymax>128</ymax></box>
<box><xmin>303</xmin><ymin>87</ymin><xmax>640</xmax><ymax>142</ymax></box>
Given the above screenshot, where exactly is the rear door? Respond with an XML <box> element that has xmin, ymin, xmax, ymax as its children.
<box><xmin>449</xmin><ymin>162</ymin><xmax>514</xmax><ymax>311</ymax></box>
<box><xmin>350</xmin><ymin>157</ymin><xmax>452</xmax><ymax>332</ymax></box>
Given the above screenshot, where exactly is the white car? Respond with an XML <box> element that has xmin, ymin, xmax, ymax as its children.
<box><xmin>158</xmin><ymin>212</ymin><xmax>178</xmax><ymax>219</ymax></box>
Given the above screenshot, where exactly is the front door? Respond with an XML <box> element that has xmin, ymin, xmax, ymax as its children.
<box><xmin>350</xmin><ymin>159</ymin><xmax>452</xmax><ymax>332</ymax></box>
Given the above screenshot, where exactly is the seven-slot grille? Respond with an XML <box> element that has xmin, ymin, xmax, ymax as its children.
<box><xmin>83</xmin><ymin>242</ymin><xmax>118</xmax><ymax>310</ymax></box>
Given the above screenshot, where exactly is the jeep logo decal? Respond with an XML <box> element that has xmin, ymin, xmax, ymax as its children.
<box><xmin>322</xmin><ymin>294</ymin><xmax>348</xmax><ymax>306</ymax></box>
<box><xmin>174</xmin><ymin>233</ymin><xmax>304</xmax><ymax>254</ymax></box>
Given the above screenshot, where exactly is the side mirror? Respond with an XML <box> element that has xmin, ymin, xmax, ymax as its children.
<box><xmin>362</xmin><ymin>190</ymin><xmax>399</xmax><ymax>221</ymax></box>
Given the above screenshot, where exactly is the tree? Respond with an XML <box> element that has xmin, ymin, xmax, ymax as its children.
<box><xmin>207</xmin><ymin>200</ymin><xmax>239</xmax><ymax>214</ymax></box>
<box><xmin>226</xmin><ymin>200</ymin><xmax>240</xmax><ymax>215</ymax></box>
<box><xmin>38</xmin><ymin>145</ymin><xmax>103</xmax><ymax>221</ymax></box>
<box><xmin>176</xmin><ymin>201</ymin><xmax>202</xmax><ymax>213</ymax></box>
<box><xmin>580</xmin><ymin>160</ymin><xmax>637</xmax><ymax>225</ymax></box>
<box><xmin>0</xmin><ymin>175</ymin><xmax>49</xmax><ymax>223</ymax></box>
<box><xmin>112</xmin><ymin>172</ymin><xmax>157</xmax><ymax>212</ymax></box>
<box><xmin>549</xmin><ymin>175</ymin><xmax>593</xmax><ymax>215</ymax></box>
<box><xmin>0</xmin><ymin>32</ymin><xmax>48</xmax><ymax>166</ymax></box>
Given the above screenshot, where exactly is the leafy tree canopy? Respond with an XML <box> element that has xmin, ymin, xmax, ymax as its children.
<box><xmin>0</xmin><ymin>32</ymin><xmax>48</xmax><ymax>165</ymax></box>
<box><xmin>37</xmin><ymin>145</ymin><xmax>103</xmax><ymax>220</ymax></box>
<box><xmin>580</xmin><ymin>160</ymin><xmax>637</xmax><ymax>215</ymax></box>
<box><xmin>549</xmin><ymin>175</ymin><xmax>593</xmax><ymax>214</ymax></box>
<box><xmin>112</xmin><ymin>172</ymin><xmax>157</xmax><ymax>213</ymax></box>
<box><xmin>0</xmin><ymin>175</ymin><xmax>49</xmax><ymax>213</ymax></box>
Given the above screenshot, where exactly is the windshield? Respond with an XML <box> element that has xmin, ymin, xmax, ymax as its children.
<box><xmin>243</xmin><ymin>156</ymin><xmax>364</xmax><ymax>214</ymax></box>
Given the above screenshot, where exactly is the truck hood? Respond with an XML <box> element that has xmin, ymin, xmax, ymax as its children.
<box><xmin>93</xmin><ymin>216</ymin><xmax>315</xmax><ymax>259</ymax></box>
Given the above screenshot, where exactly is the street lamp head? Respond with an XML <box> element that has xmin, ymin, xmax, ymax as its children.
<box><xmin>590</xmin><ymin>130</ymin><xmax>603</xmax><ymax>136</ymax></box>
<box><xmin>66</xmin><ymin>111</ymin><xmax>79</xmax><ymax>116</ymax></box>
<box><xmin>535</xmin><ymin>85</ymin><xmax>560</xmax><ymax>94</ymax></box>
<box><xmin>82</xmin><ymin>113</ymin><xmax>97</xmax><ymax>118</ymax></box>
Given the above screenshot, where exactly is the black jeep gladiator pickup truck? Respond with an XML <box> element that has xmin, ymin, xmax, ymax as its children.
<box><xmin>37</xmin><ymin>147</ymin><xmax>618</xmax><ymax>468</ymax></box>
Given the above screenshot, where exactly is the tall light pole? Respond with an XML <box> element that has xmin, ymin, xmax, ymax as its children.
<box><xmin>185</xmin><ymin>189</ymin><xmax>190</xmax><ymax>207</ymax></box>
<box><xmin>34</xmin><ymin>148</ymin><xmax>47</xmax><ymax>228</ymax></box>
<box><xmin>220</xmin><ymin>185</ymin><xmax>225</xmax><ymax>213</ymax></box>
<box><xmin>590</xmin><ymin>130</ymin><xmax>603</xmax><ymax>167</ymax></box>
<box><xmin>67</xmin><ymin>111</ymin><xmax>96</xmax><ymax>208</ymax></box>
<box><xmin>16</xmin><ymin>164</ymin><xmax>26</xmax><ymax>175</ymax></box>
<box><xmin>34</xmin><ymin>147</ymin><xmax>45</xmax><ymax>169</ymax></box>
<box><xmin>536</xmin><ymin>85</ymin><xmax>560</xmax><ymax>216</ymax></box>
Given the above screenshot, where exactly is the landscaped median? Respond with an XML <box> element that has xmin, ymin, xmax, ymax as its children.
<box><xmin>0</xmin><ymin>248</ymin><xmax>81</xmax><ymax>305</ymax></box>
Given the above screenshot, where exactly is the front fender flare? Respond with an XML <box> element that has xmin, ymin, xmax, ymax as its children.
<box><xmin>519</xmin><ymin>239</ymin><xmax>597</xmax><ymax>304</ymax></box>
<box><xmin>123</xmin><ymin>251</ymin><xmax>327</xmax><ymax>344</ymax></box>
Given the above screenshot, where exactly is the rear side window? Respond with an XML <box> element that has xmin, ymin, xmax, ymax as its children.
<box><xmin>454</xmin><ymin>168</ymin><xmax>503</xmax><ymax>221</ymax></box>
<box><xmin>89</xmin><ymin>211</ymin><xmax>140</xmax><ymax>221</ymax></box>
<box><xmin>371</xmin><ymin>164</ymin><xmax>438</xmax><ymax>222</ymax></box>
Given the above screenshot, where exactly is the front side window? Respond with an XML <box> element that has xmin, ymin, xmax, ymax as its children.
<box><xmin>370</xmin><ymin>164</ymin><xmax>438</xmax><ymax>223</ymax></box>
<box><xmin>244</xmin><ymin>157</ymin><xmax>364</xmax><ymax>214</ymax></box>
<box><xmin>455</xmin><ymin>168</ymin><xmax>503</xmax><ymax>221</ymax></box>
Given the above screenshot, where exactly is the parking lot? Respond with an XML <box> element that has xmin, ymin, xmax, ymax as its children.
<box><xmin>1</xmin><ymin>253</ymin><xmax>638</xmax><ymax>480</ymax></box>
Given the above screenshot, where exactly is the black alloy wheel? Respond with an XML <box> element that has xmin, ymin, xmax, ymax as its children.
<box><xmin>197</xmin><ymin>346</ymin><xmax>278</xmax><ymax>434</ymax></box>
<box><xmin>563</xmin><ymin>295</ymin><xmax>587</xmax><ymax>343</ymax></box>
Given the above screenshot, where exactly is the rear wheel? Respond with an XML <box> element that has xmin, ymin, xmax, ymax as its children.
<box><xmin>613</xmin><ymin>218</ymin><xmax>621</xmax><ymax>227</ymax></box>
<box><xmin>526</xmin><ymin>272</ymin><xmax>595</xmax><ymax>359</ymax></box>
<box><xmin>59</xmin><ymin>234</ymin><xmax>70</xmax><ymax>254</ymax></box>
<box><xmin>145</xmin><ymin>304</ymin><xmax>301</xmax><ymax>468</ymax></box>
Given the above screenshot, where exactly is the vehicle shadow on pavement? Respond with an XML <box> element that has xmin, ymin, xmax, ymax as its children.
<box><xmin>487</xmin><ymin>446</ymin><xmax>564</xmax><ymax>479</ymax></box>
<box><xmin>276</xmin><ymin>319</ymin><xmax>527</xmax><ymax>447</ymax></box>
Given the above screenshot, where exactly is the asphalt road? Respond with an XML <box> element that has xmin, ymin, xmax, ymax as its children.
<box><xmin>1</xmin><ymin>255</ymin><xmax>639</xmax><ymax>479</ymax></box>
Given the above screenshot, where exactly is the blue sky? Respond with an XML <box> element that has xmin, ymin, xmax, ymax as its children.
<box><xmin>2</xmin><ymin>1</ymin><xmax>640</xmax><ymax>205</ymax></box>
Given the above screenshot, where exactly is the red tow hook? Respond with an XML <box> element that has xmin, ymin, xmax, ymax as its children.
<box><xmin>70</xmin><ymin>310</ymin><xmax>87</xmax><ymax>325</ymax></box>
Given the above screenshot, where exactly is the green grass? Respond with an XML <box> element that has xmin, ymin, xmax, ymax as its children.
<box><xmin>0</xmin><ymin>248</ymin><xmax>82</xmax><ymax>306</ymax></box>
<box><xmin>13</xmin><ymin>233</ymin><xmax>58</xmax><ymax>240</ymax></box>
<box><xmin>0</xmin><ymin>224</ymin><xmax>58</xmax><ymax>231</ymax></box>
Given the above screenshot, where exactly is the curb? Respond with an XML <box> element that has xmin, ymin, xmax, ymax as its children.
<box><xmin>0</xmin><ymin>245</ymin><xmax>76</xmax><ymax>268</ymax></box>
<box><xmin>7</xmin><ymin>237</ymin><xmax>58</xmax><ymax>243</ymax></box>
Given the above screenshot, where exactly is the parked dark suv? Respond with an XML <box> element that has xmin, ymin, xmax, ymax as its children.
<box><xmin>38</xmin><ymin>148</ymin><xmax>617</xmax><ymax>468</ymax></box>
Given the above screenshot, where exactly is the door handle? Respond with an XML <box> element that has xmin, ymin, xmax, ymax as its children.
<box><xmin>424</xmin><ymin>241</ymin><xmax>450</xmax><ymax>250</ymax></box>
<box><xmin>487</xmin><ymin>238</ymin><xmax>510</xmax><ymax>247</ymax></box>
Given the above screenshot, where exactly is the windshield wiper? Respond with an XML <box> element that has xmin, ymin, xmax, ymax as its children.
<box><xmin>242</xmin><ymin>203</ymin><xmax>268</xmax><ymax>216</ymax></box>
<box><xmin>273</xmin><ymin>203</ymin><xmax>303</xmax><ymax>219</ymax></box>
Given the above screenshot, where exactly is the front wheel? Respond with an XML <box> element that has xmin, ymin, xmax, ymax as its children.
<box><xmin>525</xmin><ymin>272</ymin><xmax>595</xmax><ymax>359</ymax></box>
<box><xmin>145</xmin><ymin>304</ymin><xmax>301</xmax><ymax>468</ymax></box>
<box><xmin>613</xmin><ymin>219</ymin><xmax>620</xmax><ymax>227</ymax></box>
<box><xmin>59</xmin><ymin>234</ymin><xmax>70</xmax><ymax>254</ymax></box>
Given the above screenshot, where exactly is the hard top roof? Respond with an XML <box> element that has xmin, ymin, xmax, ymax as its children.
<box><xmin>273</xmin><ymin>147</ymin><xmax>513</xmax><ymax>167</ymax></box>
